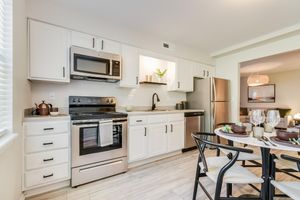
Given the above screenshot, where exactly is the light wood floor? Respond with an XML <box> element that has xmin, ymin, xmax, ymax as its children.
<box><xmin>27</xmin><ymin>149</ymin><xmax>298</xmax><ymax>200</ymax></box>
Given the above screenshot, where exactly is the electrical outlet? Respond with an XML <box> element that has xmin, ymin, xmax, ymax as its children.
<box><xmin>49</xmin><ymin>92</ymin><xmax>55</xmax><ymax>100</ymax></box>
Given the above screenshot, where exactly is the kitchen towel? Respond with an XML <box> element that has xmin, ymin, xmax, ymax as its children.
<box><xmin>99</xmin><ymin>120</ymin><xmax>113</xmax><ymax>147</ymax></box>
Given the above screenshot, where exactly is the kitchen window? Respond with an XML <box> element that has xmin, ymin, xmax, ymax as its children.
<box><xmin>0</xmin><ymin>0</ymin><xmax>12</xmax><ymax>137</ymax></box>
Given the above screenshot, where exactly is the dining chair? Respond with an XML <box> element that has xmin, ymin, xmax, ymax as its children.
<box><xmin>216</xmin><ymin>123</ymin><xmax>261</xmax><ymax>167</ymax></box>
<box><xmin>192</xmin><ymin>132</ymin><xmax>263</xmax><ymax>200</ymax></box>
<box><xmin>270</xmin><ymin>154</ymin><xmax>300</xmax><ymax>200</ymax></box>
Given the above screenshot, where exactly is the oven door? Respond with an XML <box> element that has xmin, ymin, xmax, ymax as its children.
<box><xmin>72</xmin><ymin>119</ymin><xmax>127</xmax><ymax>168</ymax></box>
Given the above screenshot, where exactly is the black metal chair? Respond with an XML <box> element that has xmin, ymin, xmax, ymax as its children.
<box><xmin>270</xmin><ymin>154</ymin><xmax>300</xmax><ymax>200</ymax></box>
<box><xmin>216</xmin><ymin>122</ymin><xmax>261</xmax><ymax>168</ymax></box>
<box><xmin>192</xmin><ymin>132</ymin><xmax>263</xmax><ymax>200</ymax></box>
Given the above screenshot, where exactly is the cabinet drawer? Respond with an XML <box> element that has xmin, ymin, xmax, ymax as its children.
<box><xmin>168</xmin><ymin>113</ymin><xmax>184</xmax><ymax>122</ymax></box>
<box><xmin>25</xmin><ymin>149</ymin><xmax>69</xmax><ymax>170</ymax></box>
<box><xmin>148</xmin><ymin>115</ymin><xmax>168</xmax><ymax>124</ymax></box>
<box><xmin>25</xmin><ymin>134</ymin><xmax>69</xmax><ymax>153</ymax></box>
<box><xmin>129</xmin><ymin>116</ymin><xmax>148</xmax><ymax>126</ymax></box>
<box><xmin>24</xmin><ymin>121</ymin><xmax>69</xmax><ymax>136</ymax></box>
<box><xmin>25</xmin><ymin>163</ymin><xmax>69</xmax><ymax>188</ymax></box>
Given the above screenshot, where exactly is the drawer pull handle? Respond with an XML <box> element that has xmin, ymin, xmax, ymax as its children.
<box><xmin>136</xmin><ymin>120</ymin><xmax>142</xmax><ymax>122</ymax></box>
<box><xmin>43</xmin><ymin>128</ymin><xmax>54</xmax><ymax>131</ymax></box>
<box><xmin>43</xmin><ymin>158</ymin><xmax>54</xmax><ymax>162</ymax></box>
<box><xmin>43</xmin><ymin>142</ymin><xmax>53</xmax><ymax>146</ymax></box>
<box><xmin>43</xmin><ymin>173</ymin><xmax>54</xmax><ymax>179</ymax></box>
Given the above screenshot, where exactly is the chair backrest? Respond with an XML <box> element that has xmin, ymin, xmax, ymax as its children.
<box><xmin>192</xmin><ymin>132</ymin><xmax>254</xmax><ymax>173</ymax></box>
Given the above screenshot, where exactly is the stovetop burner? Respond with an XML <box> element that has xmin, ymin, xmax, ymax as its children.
<box><xmin>69</xmin><ymin>96</ymin><xmax>127</xmax><ymax>121</ymax></box>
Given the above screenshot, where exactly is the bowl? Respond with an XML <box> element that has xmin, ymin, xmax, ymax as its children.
<box><xmin>231</xmin><ymin>124</ymin><xmax>246</xmax><ymax>134</ymax></box>
<box><xmin>50</xmin><ymin>112</ymin><xmax>59</xmax><ymax>116</ymax></box>
<box><xmin>276</xmin><ymin>130</ymin><xmax>298</xmax><ymax>141</ymax></box>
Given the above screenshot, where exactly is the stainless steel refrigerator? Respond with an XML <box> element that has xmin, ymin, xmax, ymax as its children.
<box><xmin>187</xmin><ymin>77</ymin><xmax>230</xmax><ymax>133</ymax></box>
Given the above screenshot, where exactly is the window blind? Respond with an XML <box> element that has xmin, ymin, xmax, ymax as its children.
<box><xmin>0</xmin><ymin>0</ymin><xmax>12</xmax><ymax>136</ymax></box>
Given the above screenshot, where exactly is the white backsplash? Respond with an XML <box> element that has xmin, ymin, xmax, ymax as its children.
<box><xmin>31</xmin><ymin>80</ymin><xmax>186</xmax><ymax>109</ymax></box>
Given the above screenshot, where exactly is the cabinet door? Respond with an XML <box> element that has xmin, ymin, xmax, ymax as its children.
<box><xmin>29</xmin><ymin>20</ymin><xmax>70</xmax><ymax>82</ymax></box>
<box><xmin>119</xmin><ymin>44</ymin><xmax>140</xmax><ymax>88</ymax></box>
<box><xmin>148</xmin><ymin>123</ymin><xmax>168</xmax><ymax>157</ymax></box>
<box><xmin>177</xmin><ymin>59</ymin><xmax>194</xmax><ymax>92</ymax></box>
<box><xmin>71</xmin><ymin>31</ymin><xmax>96</xmax><ymax>50</ymax></box>
<box><xmin>128</xmin><ymin>126</ymin><xmax>148</xmax><ymax>162</ymax></box>
<box><xmin>168</xmin><ymin>121</ymin><xmax>184</xmax><ymax>152</ymax></box>
<box><xmin>96</xmin><ymin>38</ymin><xmax>121</xmax><ymax>54</ymax></box>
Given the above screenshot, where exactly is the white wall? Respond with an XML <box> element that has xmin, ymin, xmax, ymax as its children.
<box><xmin>240</xmin><ymin>69</ymin><xmax>300</xmax><ymax>114</ymax></box>
<box><xmin>31</xmin><ymin>80</ymin><xmax>186</xmax><ymax>109</ymax></box>
<box><xmin>215</xmin><ymin>30</ymin><xmax>300</xmax><ymax>122</ymax></box>
<box><xmin>0</xmin><ymin>0</ymin><xmax>32</xmax><ymax>199</ymax></box>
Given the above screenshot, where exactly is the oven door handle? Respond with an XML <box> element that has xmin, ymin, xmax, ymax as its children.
<box><xmin>72</xmin><ymin>123</ymin><xmax>99</xmax><ymax>128</ymax></box>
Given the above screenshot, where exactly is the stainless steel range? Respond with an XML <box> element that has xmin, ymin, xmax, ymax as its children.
<box><xmin>69</xmin><ymin>96</ymin><xmax>128</xmax><ymax>187</ymax></box>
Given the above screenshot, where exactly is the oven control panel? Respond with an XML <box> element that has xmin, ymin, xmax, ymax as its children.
<box><xmin>69</xmin><ymin>96</ymin><xmax>116</xmax><ymax>106</ymax></box>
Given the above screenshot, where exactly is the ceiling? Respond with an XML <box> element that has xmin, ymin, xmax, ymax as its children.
<box><xmin>240</xmin><ymin>50</ymin><xmax>300</xmax><ymax>76</ymax></box>
<box><xmin>41</xmin><ymin>0</ymin><xmax>300</xmax><ymax>54</ymax></box>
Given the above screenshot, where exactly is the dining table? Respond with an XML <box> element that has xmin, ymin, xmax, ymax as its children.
<box><xmin>215</xmin><ymin>128</ymin><xmax>300</xmax><ymax>200</ymax></box>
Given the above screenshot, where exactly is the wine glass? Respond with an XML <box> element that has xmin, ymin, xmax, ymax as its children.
<box><xmin>250</xmin><ymin>109</ymin><xmax>266</xmax><ymax>126</ymax></box>
<box><xmin>250</xmin><ymin>109</ymin><xmax>266</xmax><ymax>138</ymax></box>
<box><xmin>266</xmin><ymin>110</ymin><xmax>280</xmax><ymax>131</ymax></box>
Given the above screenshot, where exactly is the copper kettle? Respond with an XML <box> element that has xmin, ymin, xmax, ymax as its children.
<box><xmin>35</xmin><ymin>101</ymin><xmax>52</xmax><ymax>116</ymax></box>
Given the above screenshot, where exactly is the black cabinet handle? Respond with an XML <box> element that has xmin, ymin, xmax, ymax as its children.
<box><xmin>43</xmin><ymin>142</ymin><xmax>53</xmax><ymax>146</ymax></box>
<box><xmin>207</xmin><ymin>71</ymin><xmax>209</xmax><ymax>77</ymax></box>
<box><xmin>144</xmin><ymin>127</ymin><xmax>147</xmax><ymax>136</ymax></box>
<box><xmin>43</xmin><ymin>158</ymin><xmax>54</xmax><ymax>162</ymax></box>
<box><xmin>177</xmin><ymin>81</ymin><xmax>180</xmax><ymax>89</ymax></box>
<box><xmin>171</xmin><ymin>124</ymin><xmax>173</xmax><ymax>132</ymax></box>
<box><xmin>101</xmin><ymin>40</ymin><xmax>104</xmax><ymax>50</ymax></box>
<box><xmin>62</xmin><ymin>67</ymin><xmax>65</xmax><ymax>78</ymax></box>
<box><xmin>43</xmin><ymin>128</ymin><xmax>54</xmax><ymax>131</ymax></box>
<box><xmin>136</xmin><ymin>120</ymin><xmax>142</xmax><ymax>122</ymax></box>
<box><xmin>136</xmin><ymin>76</ymin><xmax>139</xmax><ymax>85</ymax></box>
<box><xmin>165</xmin><ymin>125</ymin><xmax>168</xmax><ymax>133</ymax></box>
<box><xmin>43</xmin><ymin>173</ymin><xmax>54</xmax><ymax>179</ymax></box>
<box><xmin>92</xmin><ymin>38</ymin><xmax>95</xmax><ymax>48</ymax></box>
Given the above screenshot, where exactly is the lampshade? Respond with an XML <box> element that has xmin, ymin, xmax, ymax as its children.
<box><xmin>247</xmin><ymin>74</ymin><xmax>269</xmax><ymax>86</ymax></box>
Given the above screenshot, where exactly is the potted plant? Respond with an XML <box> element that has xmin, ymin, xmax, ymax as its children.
<box><xmin>155</xmin><ymin>68</ymin><xmax>167</xmax><ymax>83</ymax></box>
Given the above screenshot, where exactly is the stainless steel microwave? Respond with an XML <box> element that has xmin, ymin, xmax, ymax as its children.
<box><xmin>70</xmin><ymin>46</ymin><xmax>121</xmax><ymax>81</ymax></box>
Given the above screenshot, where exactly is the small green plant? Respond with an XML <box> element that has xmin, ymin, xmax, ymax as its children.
<box><xmin>155</xmin><ymin>68</ymin><xmax>167</xmax><ymax>78</ymax></box>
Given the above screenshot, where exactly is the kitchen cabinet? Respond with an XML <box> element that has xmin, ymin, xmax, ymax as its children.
<box><xmin>22</xmin><ymin>116</ymin><xmax>71</xmax><ymax>191</ymax></box>
<box><xmin>167</xmin><ymin>121</ymin><xmax>184</xmax><ymax>152</ymax></box>
<box><xmin>168</xmin><ymin>59</ymin><xmax>194</xmax><ymax>92</ymax></box>
<box><xmin>193</xmin><ymin>63</ymin><xmax>215</xmax><ymax>78</ymax></box>
<box><xmin>71</xmin><ymin>31</ymin><xmax>97</xmax><ymax>50</ymax></box>
<box><xmin>148</xmin><ymin>123</ymin><xmax>168</xmax><ymax>157</ymax></box>
<box><xmin>119</xmin><ymin>44</ymin><xmax>140</xmax><ymax>88</ymax></box>
<box><xmin>128</xmin><ymin>113</ymin><xmax>184</xmax><ymax>164</ymax></box>
<box><xmin>71</xmin><ymin>31</ymin><xmax>121</xmax><ymax>54</ymax></box>
<box><xmin>128</xmin><ymin>126</ymin><xmax>148</xmax><ymax>162</ymax></box>
<box><xmin>96</xmin><ymin>37</ymin><xmax>121</xmax><ymax>54</ymax></box>
<box><xmin>28</xmin><ymin>20</ymin><xmax>70</xmax><ymax>82</ymax></box>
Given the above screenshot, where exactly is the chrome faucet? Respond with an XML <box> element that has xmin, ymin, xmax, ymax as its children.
<box><xmin>152</xmin><ymin>93</ymin><xmax>160</xmax><ymax>110</ymax></box>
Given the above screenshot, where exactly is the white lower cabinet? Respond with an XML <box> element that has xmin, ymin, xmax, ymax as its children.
<box><xmin>148</xmin><ymin>123</ymin><xmax>168</xmax><ymax>157</ymax></box>
<box><xmin>128</xmin><ymin>114</ymin><xmax>184</xmax><ymax>163</ymax></box>
<box><xmin>23</xmin><ymin>117</ymin><xmax>71</xmax><ymax>191</ymax></box>
<box><xmin>128</xmin><ymin>126</ymin><xmax>148</xmax><ymax>162</ymax></box>
<box><xmin>167</xmin><ymin>121</ymin><xmax>184</xmax><ymax>152</ymax></box>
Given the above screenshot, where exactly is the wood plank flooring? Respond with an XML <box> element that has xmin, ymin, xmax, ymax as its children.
<box><xmin>27</xmin><ymin>149</ymin><xmax>298</xmax><ymax>200</ymax></box>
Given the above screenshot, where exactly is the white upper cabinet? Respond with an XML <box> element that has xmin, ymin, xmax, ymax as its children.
<box><xmin>29</xmin><ymin>20</ymin><xmax>70</xmax><ymax>82</ymax></box>
<box><xmin>168</xmin><ymin>59</ymin><xmax>193</xmax><ymax>92</ymax></box>
<box><xmin>71</xmin><ymin>31</ymin><xmax>121</xmax><ymax>54</ymax></box>
<box><xmin>119</xmin><ymin>44</ymin><xmax>140</xmax><ymax>88</ymax></box>
<box><xmin>193</xmin><ymin>63</ymin><xmax>215</xmax><ymax>78</ymax></box>
<box><xmin>96</xmin><ymin>37</ymin><xmax>121</xmax><ymax>54</ymax></box>
<box><xmin>71</xmin><ymin>31</ymin><xmax>97</xmax><ymax>50</ymax></box>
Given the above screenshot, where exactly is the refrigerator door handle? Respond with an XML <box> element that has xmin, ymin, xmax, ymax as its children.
<box><xmin>211</xmin><ymin>102</ymin><xmax>215</xmax><ymax>132</ymax></box>
<box><xmin>211</xmin><ymin>78</ymin><xmax>217</xmax><ymax>102</ymax></box>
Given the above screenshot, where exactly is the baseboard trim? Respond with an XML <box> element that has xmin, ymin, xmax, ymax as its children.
<box><xmin>19</xmin><ymin>193</ymin><xmax>25</xmax><ymax>200</ymax></box>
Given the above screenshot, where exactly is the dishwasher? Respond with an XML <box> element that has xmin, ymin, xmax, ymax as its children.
<box><xmin>183</xmin><ymin>111</ymin><xmax>205</xmax><ymax>152</ymax></box>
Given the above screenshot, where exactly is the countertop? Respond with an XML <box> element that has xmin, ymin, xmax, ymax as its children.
<box><xmin>122</xmin><ymin>109</ymin><xmax>205</xmax><ymax>116</ymax></box>
<box><xmin>23</xmin><ymin>114</ymin><xmax>70</xmax><ymax>122</ymax></box>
